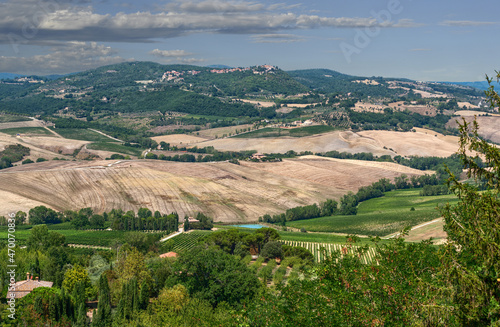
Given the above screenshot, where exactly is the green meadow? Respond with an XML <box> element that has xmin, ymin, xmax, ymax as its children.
<box><xmin>287</xmin><ymin>189</ymin><xmax>458</xmax><ymax>237</ymax></box>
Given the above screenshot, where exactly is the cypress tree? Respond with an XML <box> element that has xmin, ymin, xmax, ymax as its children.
<box><xmin>76</xmin><ymin>302</ymin><xmax>87</xmax><ymax>327</ymax></box>
<box><xmin>93</xmin><ymin>274</ymin><xmax>112</xmax><ymax>327</ymax></box>
<box><xmin>131</xmin><ymin>278</ymin><xmax>139</xmax><ymax>313</ymax></box>
<box><xmin>139</xmin><ymin>280</ymin><xmax>149</xmax><ymax>310</ymax></box>
<box><xmin>116</xmin><ymin>283</ymin><xmax>126</xmax><ymax>319</ymax></box>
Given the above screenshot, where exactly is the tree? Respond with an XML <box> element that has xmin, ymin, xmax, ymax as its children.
<box><xmin>27</xmin><ymin>224</ymin><xmax>65</xmax><ymax>250</ymax></box>
<box><xmin>15</xmin><ymin>210</ymin><xmax>27</xmax><ymax>225</ymax></box>
<box><xmin>93</xmin><ymin>274</ymin><xmax>112</xmax><ymax>327</ymax></box>
<box><xmin>62</xmin><ymin>265</ymin><xmax>92</xmax><ymax>298</ymax></box>
<box><xmin>28</xmin><ymin>205</ymin><xmax>60</xmax><ymax>224</ymax></box>
<box><xmin>439</xmin><ymin>71</ymin><xmax>500</xmax><ymax>325</ymax></box>
<box><xmin>440</xmin><ymin>124</ymin><xmax>500</xmax><ymax>323</ymax></box>
<box><xmin>169</xmin><ymin>248</ymin><xmax>260</xmax><ymax>307</ymax></box>
<box><xmin>260</xmin><ymin>241</ymin><xmax>283</xmax><ymax>260</ymax></box>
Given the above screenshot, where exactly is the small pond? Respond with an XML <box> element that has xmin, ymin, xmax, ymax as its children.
<box><xmin>229</xmin><ymin>224</ymin><xmax>266</xmax><ymax>229</ymax></box>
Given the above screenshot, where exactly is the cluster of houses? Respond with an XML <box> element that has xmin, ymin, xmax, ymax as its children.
<box><xmin>210</xmin><ymin>65</ymin><xmax>277</xmax><ymax>75</ymax></box>
<box><xmin>155</xmin><ymin>65</ymin><xmax>278</xmax><ymax>83</ymax></box>
<box><xmin>161</xmin><ymin>70</ymin><xmax>201</xmax><ymax>82</ymax></box>
<box><xmin>210</xmin><ymin>67</ymin><xmax>250</xmax><ymax>74</ymax></box>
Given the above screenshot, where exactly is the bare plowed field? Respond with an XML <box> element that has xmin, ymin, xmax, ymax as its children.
<box><xmin>196</xmin><ymin>129</ymin><xmax>461</xmax><ymax>157</ymax></box>
<box><xmin>0</xmin><ymin>134</ymin><xmax>76</xmax><ymax>161</ymax></box>
<box><xmin>197</xmin><ymin>131</ymin><xmax>396</xmax><ymax>156</ymax></box>
<box><xmin>447</xmin><ymin>114</ymin><xmax>500</xmax><ymax>144</ymax></box>
<box><xmin>0</xmin><ymin>158</ymin><xmax>423</xmax><ymax>222</ymax></box>
<box><xmin>241</xmin><ymin>156</ymin><xmax>427</xmax><ymax>192</ymax></box>
<box><xmin>358</xmin><ymin>129</ymin><xmax>460</xmax><ymax>157</ymax></box>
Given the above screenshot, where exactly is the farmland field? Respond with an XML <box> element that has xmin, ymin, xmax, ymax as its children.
<box><xmin>0</xmin><ymin>115</ymin><xmax>31</xmax><ymax>123</ymax></box>
<box><xmin>279</xmin><ymin>231</ymin><xmax>385</xmax><ymax>245</ymax></box>
<box><xmin>232</xmin><ymin>125</ymin><xmax>339</xmax><ymax>138</ymax></box>
<box><xmin>0</xmin><ymin>224</ymin><xmax>130</xmax><ymax>247</ymax></box>
<box><xmin>0</xmin><ymin>158</ymin><xmax>430</xmax><ymax>221</ymax></box>
<box><xmin>196</xmin><ymin>129</ymin><xmax>461</xmax><ymax>157</ymax></box>
<box><xmin>280</xmin><ymin>239</ymin><xmax>378</xmax><ymax>263</ymax></box>
<box><xmin>87</xmin><ymin>142</ymin><xmax>144</xmax><ymax>156</ymax></box>
<box><xmin>287</xmin><ymin>189</ymin><xmax>458</xmax><ymax>237</ymax></box>
<box><xmin>170</xmin><ymin>230</ymin><xmax>212</xmax><ymax>252</ymax></box>
<box><xmin>50</xmin><ymin>128</ymin><xmax>116</xmax><ymax>142</ymax></box>
<box><xmin>0</xmin><ymin>127</ymin><xmax>53</xmax><ymax>136</ymax></box>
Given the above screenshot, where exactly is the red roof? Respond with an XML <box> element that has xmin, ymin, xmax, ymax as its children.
<box><xmin>159</xmin><ymin>252</ymin><xmax>178</xmax><ymax>258</ymax></box>
<box><xmin>11</xmin><ymin>278</ymin><xmax>53</xmax><ymax>298</ymax></box>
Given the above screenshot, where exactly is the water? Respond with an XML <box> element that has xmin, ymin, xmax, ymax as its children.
<box><xmin>230</xmin><ymin>224</ymin><xmax>266</xmax><ymax>229</ymax></box>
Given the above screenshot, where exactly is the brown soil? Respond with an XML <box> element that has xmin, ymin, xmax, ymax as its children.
<box><xmin>0</xmin><ymin>157</ymin><xmax>424</xmax><ymax>222</ymax></box>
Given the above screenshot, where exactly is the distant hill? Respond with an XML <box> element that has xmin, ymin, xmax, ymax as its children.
<box><xmin>0</xmin><ymin>62</ymin><xmax>308</xmax><ymax>117</ymax></box>
<box><xmin>206</xmin><ymin>64</ymin><xmax>234</xmax><ymax>69</ymax></box>
<box><xmin>0</xmin><ymin>73</ymin><xmax>24</xmax><ymax>80</ymax></box>
<box><xmin>441</xmin><ymin>81</ymin><xmax>495</xmax><ymax>91</ymax></box>
<box><xmin>287</xmin><ymin>69</ymin><xmax>403</xmax><ymax>97</ymax></box>
<box><xmin>288</xmin><ymin>69</ymin><xmax>484</xmax><ymax>98</ymax></box>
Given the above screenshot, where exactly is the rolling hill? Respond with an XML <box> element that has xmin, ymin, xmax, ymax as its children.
<box><xmin>0</xmin><ymin>157</ymin><xmax>427</xmax><ymax>222</ymax></box>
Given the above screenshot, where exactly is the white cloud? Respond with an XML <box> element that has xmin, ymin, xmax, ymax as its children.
<box><xmin>149</xmin><ymin>49</ymin><xmax>204</xmax><ymax>64</ymax></box>
<box><xmin>251</xmin><ymin>33</ymin><xmax>305</xmax><ymax>43</ymax></box>
<box><xmin>165</xmin><ymin>0</ymin><xmax>265</xmax><ymax>13</ymax></box>
<box><xmin>150</xmin><ymin>49</ymin><xmax>194</xmax><ymax>57</ymax></box>
<box><xmin>0</xmin><ymin>0</ymin><xmax>422</xmax><ymax>45</ymax></box>
<box><xmin>440</xmin><ymin>20</ymin><xmax>498</xmax><ymax>27</ymax></box>
<box><xmin>0</xmin><ymin>42</ymin><xmax>128</xmax><ymax>74</ymax></box>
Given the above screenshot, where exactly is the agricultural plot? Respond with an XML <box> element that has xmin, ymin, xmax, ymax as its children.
<box><xmin>287</xmin><ymin>189</ymin><xmax>458</xmax><ymax>237</ymax></box>
<box><xmin>280</xmin><ymin>239</ymin><xmax>377</xmax><ymax>264</ymax></box>
<box><xmin>170</xmin><ymin>230</ymin><xmax>212</xmax><ymax>252</ymax></box>
<box><xmin>50</xmin><ymin>128</ymin><xmax>115</xmax><ymax>142</ymax></box>
<box><xmin>0</xmin><ymin>115</ymin><xmax>31</xmax><ymax>123</ymax></box>
<box><xmin>232</xmin><ymin>125</ymin><xmax>339</xmax><ymax>138</ymax></box>
<box><xmin>279</xmin><ymin>231</ymin><xmax>383</xmax><ymax>245</ymax></box>
<box><xmin>0</xmin><ymin>127</ymin><xmax>53</xmax><ymax>136</ymax></box>
<box><xmin>86</xmin><ymin>142</ymin><xmax>144</xmax><ymax>156</ymax></box>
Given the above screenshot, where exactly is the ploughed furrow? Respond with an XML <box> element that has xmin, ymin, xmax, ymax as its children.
<box><xmin>0</xmin><ymin>159</ymin><xmax>425</xmax><ymax>222</ymax></box>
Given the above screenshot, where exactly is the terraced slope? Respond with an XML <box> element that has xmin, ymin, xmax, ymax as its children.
<box><xmin>0</xmin><ymin>157</ymin><xmax>427</xmax><ymax>222</ymax></box>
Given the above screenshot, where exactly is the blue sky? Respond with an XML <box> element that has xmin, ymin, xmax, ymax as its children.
<box><xmin>0</xmin><ymin>0</ymin><xmax>498</xmax><ymax>81</ymax></box>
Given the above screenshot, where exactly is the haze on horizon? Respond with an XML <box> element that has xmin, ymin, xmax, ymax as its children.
<box><xmin>0</xmin><ymin>0</ymin><xmax>498</xmax><ymax>82</ymax></box>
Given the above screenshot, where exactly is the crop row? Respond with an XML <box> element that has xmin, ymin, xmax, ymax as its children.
<box><xmin>171</xmin><ymin>231</ymin><xmax>211</xmax><ymax>252</ymax></box>
<box><xmin>280</xmin><ymin>240</ymin><xmax>377</xmax><ymax>264</ymax></box>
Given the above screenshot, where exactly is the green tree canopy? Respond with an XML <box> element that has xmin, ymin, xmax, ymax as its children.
<box><xmin>169</xmin><ymin>248</ymin><xmax>260</xmax><ymax>307</ymax></box>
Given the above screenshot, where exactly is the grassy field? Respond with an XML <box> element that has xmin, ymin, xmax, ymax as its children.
<box><xmin>0</xmin><ymin>115</ymin><xmax>31</xmax><ymax>123</ymax></box>
<box><xmin>232</xmin><ymin>125</ymin><xmax>339</xmax><ymax>138</ymax></box>
<box><xmin>287</xmin><ymin>189</ymin><xmax>458</xmax><ymax>237</ymax></box>
<box><xmin>0</xmin><ymin>127</ymin><xmax>53</xmax><ymax>135</ymax></box>
<box><xmin>87</xmin><ymin>142</ymin><xmax>144</xmax><ymax>156</ymax></box>
<box><xmin>50</xmin><ymin>128</ymin><xmax>115</xmax><ymax>142</ymax></box>
<box><xmin>0</xmin><ymin>224</ymin><xmax>130</xmax><ymax>247</ymax></box>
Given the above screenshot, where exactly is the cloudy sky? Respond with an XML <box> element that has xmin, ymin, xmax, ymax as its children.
<box><xmin>0</xmin><ymin>0</ymin><xmax>498</xmax><ymax>81</ymax></box>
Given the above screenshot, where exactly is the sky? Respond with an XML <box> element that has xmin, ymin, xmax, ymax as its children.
<box><xmin>0</xmin><ymin>0</ymin><xmax>498</xmax><ymax>81</ymax></box>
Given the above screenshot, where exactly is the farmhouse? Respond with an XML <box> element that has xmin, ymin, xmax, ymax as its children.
<box><xmin>251</xmin><ymin>153</ymin><xmax>266</xmax><ymax>160</ymax></box>
<box><xmin>11</xmin><ymin>273</ymin><xmax>53</xmax><ymax>299</ymax></box>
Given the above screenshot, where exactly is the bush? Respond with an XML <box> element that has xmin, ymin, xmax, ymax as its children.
<box><xmin>260</xmin><ymin>241</ymin><xmax>283</xmax><ymax>260</ymax></box>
